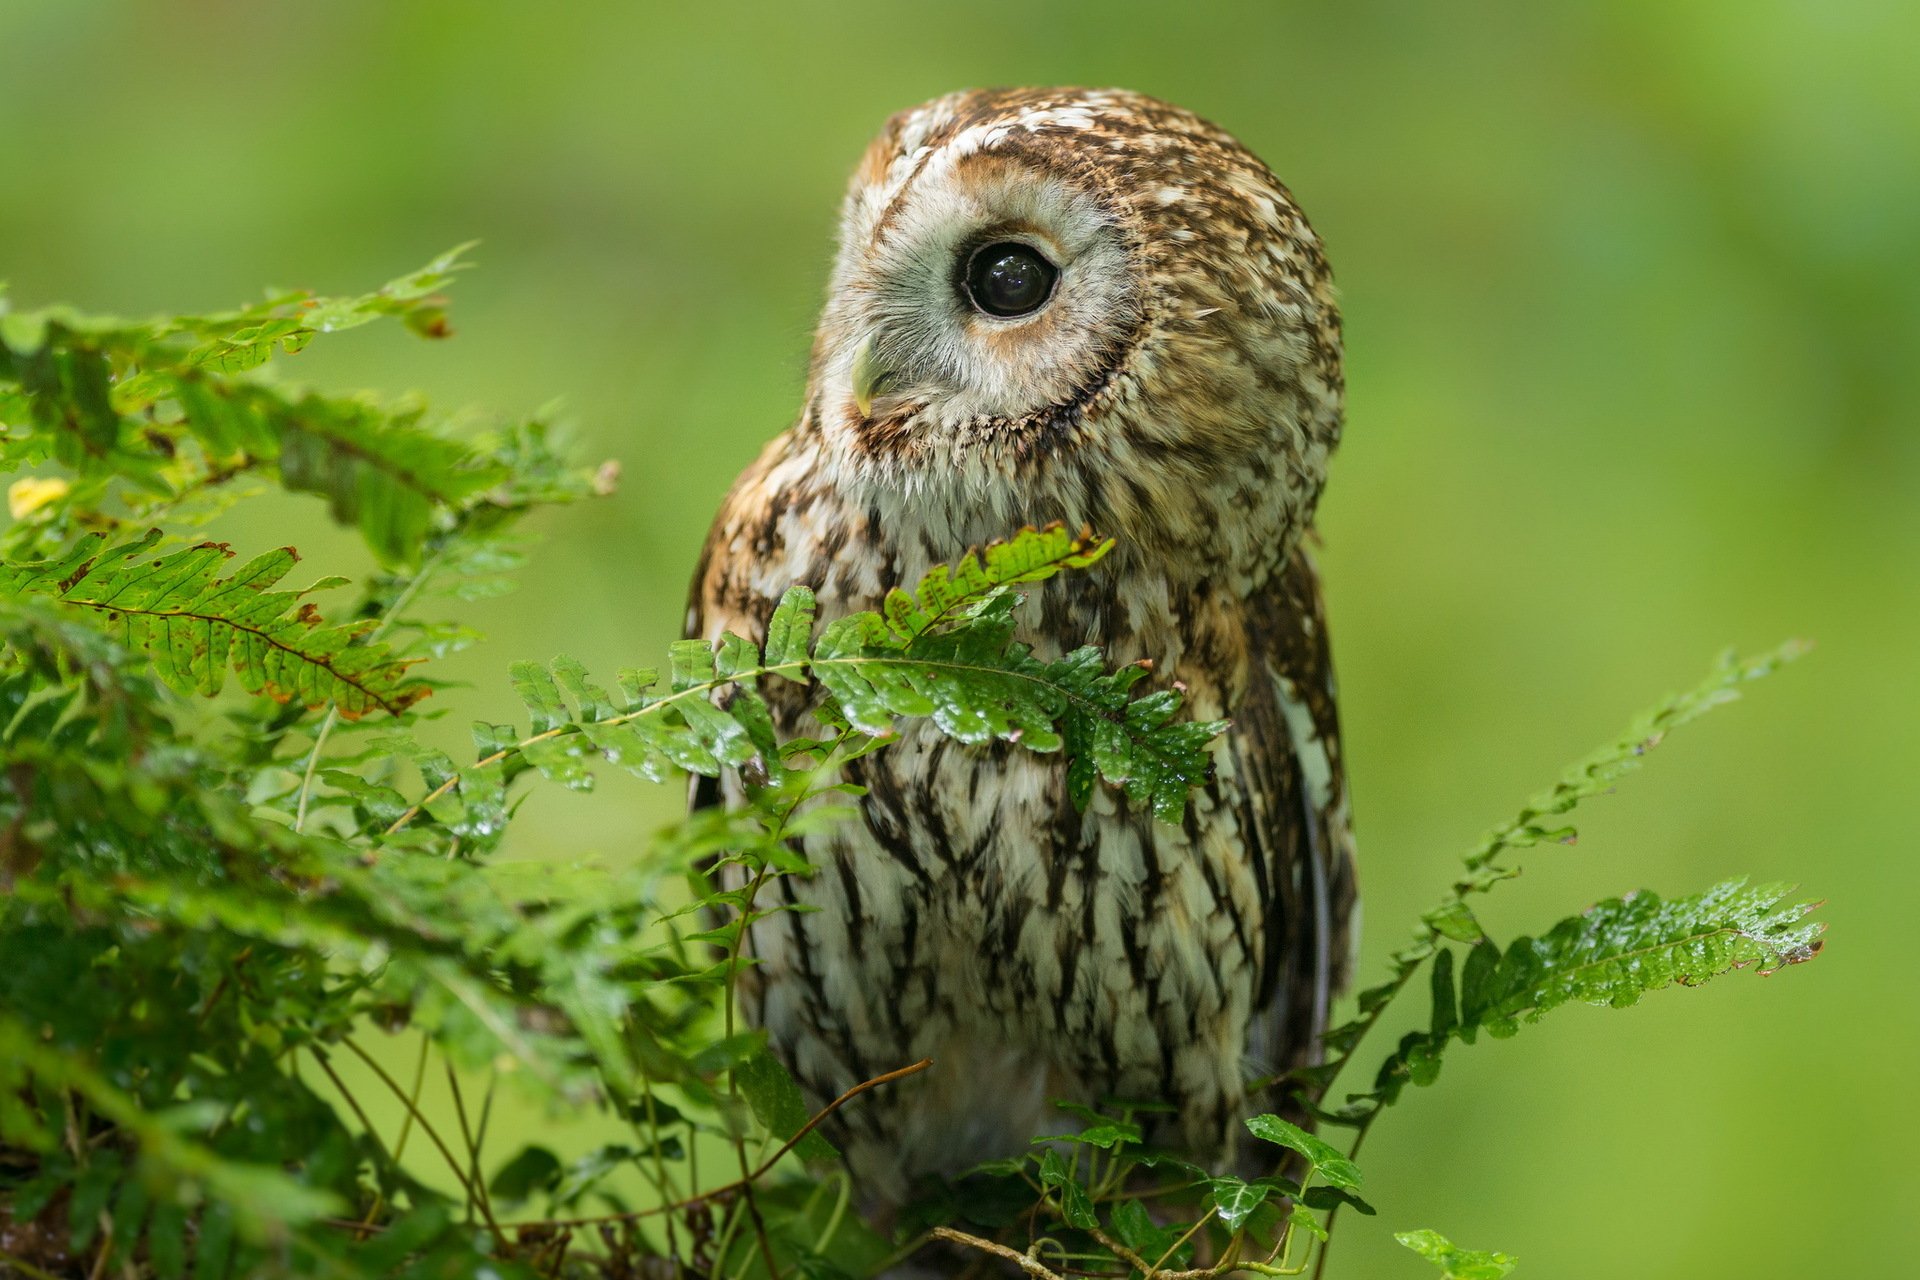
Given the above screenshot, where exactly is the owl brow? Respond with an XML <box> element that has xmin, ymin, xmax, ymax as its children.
<box><xmin>866</xmin><ymin>141</ymin><xmax>947</xmax><ymax>246</ymax></box>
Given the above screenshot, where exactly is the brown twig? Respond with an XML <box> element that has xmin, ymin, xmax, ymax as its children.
<box><xmin>1087</xmin><ymin>1224</ymin><xmax>1161</xmax><ymax>1277</ymax></box>
<box><xmin>929</xmin><ymin>1228</ymin><xmax>1067</xmax><ymax>1280</ymax></box>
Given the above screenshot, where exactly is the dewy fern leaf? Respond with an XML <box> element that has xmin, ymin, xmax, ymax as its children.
<box><xmin>1470</xmin><ymin>877</ymin><xmax>1823</xmax><ymax>1016</ymax></box>
<box><xmin>386</xmin><ymin>525</ymin><xmax>1223</xmax><ymax>839</ymax></box>
<box><xmin>1321</xmin><ymin>643</ymin><xmax>1808</xmax><ymax>1064</ymax></box>
<box><xmin>1364</xmin><ymin>878</ymin><xmax>1824</xmax><ymax>1107</ymax></box>
<box><xmin>1</xmin><ymin>529</ymin><xmax>425</xmax><ymax>716</ymax></box>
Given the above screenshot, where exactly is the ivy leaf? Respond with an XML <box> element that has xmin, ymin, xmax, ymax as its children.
<box><xmin>1207</xmin><ymin>1175</ymin><xmax>1273</xmax><ymax>1230</ymax></box>
<box><xmin>1036</xmin><ymin>1149</ymin><xmax>1098</xmax><ymax>1230</ymax></box>
<box><xmin>1041</xmin><ymin>1101</ymin><xmax>1143</xmax><ymax>1150</ymax></box>
<box><xmin>1244</xmin><ymin>1114</ymin><xmax>1363</xmax><ymax>1191</ymax></box>
<box><xmin>1303</xmin><ymin>1184</ymin><xmax>1377</xmax><ymax>1216</ymax></box>
<box><xmin>1110</xmin><ymin>1197</ymin><xmax>1189</xmax><ymax>1264</ymax></box>
<box><xmin>1291</xmin><ymin>1204</ymin><xmax>1330</xmax><ymax>1241</ymax></box>
<box><xmin>1396</xmin><ymin>1228</ymin><xmax>1518</xmax><ymax>1279</ymax></box>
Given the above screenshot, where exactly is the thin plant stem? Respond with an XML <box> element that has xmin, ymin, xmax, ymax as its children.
<box><xmin>445</xmin><ymin>1062</ymin><xmax>494</xmax><ymax>1228</ymax></box>
<box><xmin>308</xmin><ymin>1046</ymin><xmax>396</xmax><ymax>1173</ymax></box>
<box><xmin>340</xmin><ymin>1036</ymin><xmax>508</xmax><ymax>1251</ymax></box>
<box><xmin>356</xmin><ymin>1037</ymin><xmax>431</xmax><ymax>1236</ymax></box>
<box><xmin>635</xmin><ymin>1077</ymin><xmax>685</xmax><ymax>1266</ymax></box>
<box><xmin>1150</xmin><ymin>1208</ymin><xmax>1217</xmax><ymax>1275</ymax></box>
<box><xmin>0</xmin><ymin>1247</ymin><xmax>69</xmax><ymax>1280</ymax></box>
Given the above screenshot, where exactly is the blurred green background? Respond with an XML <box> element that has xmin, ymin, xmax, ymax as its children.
<box><xmin>4</xmin><ymin>2</ymin><xmax>1915</xmax><ymax>1276</ymax></box>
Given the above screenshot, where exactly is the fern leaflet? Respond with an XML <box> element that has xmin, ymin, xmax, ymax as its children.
<box><xmin>1</xmin><ymin>529</ymin><xmax>426</xmax><ymax>717</ymax></box>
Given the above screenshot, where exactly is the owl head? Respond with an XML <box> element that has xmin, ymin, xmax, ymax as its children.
<box><xmin>802</xmin><ymin>88</ymin><xmax>1343</xmax><ymax>583</ymax></box>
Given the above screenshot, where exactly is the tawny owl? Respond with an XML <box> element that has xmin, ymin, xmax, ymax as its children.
<box><xmin>688</xmin><ymin>87</ymin><xmax>1356</xmax><ymax>1196</ymax></box>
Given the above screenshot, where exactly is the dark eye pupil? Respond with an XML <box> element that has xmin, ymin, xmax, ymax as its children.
<box><xmin>964</xmin><ymin>243</ymin><xmax>1057</xmax><ymax>317</ymax></box>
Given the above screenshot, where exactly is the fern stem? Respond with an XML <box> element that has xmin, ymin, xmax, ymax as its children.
<box><xmin>307</xmin><ymin>1046</ymin><xmax>398</xmax><ymax>1181</ymax></box>
<box><xmin>633</xmin><ymin>1075</ymin><xmax>686</xmax><ymax>1264</ymax></box>
<box><xmin>445</xmin><ymin>1061</ymin><xmax>488</xmax><ymax>1227</ymax></box>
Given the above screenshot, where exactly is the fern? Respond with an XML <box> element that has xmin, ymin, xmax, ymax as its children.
<box><xmin>385</xmin><ymin>523</ymin><xmax>1224</xmax><ymax>838</ymax></box>
<box><xmin>810</xmin><ymin>528</ymin><xmax>1222</xmax><ymax>819</ymax></box>
<box><xmin>1320</xmin><ymin>643</ymin><xmax>1809</xmax><ymax>1071</ymax></box>
<box><xmin>1</xmin><ymin>529</ymin><xmax>426</xmax><ymax>717</ymax></box>
<box><xmin>0</xmin><ymin>246</ymin><xmax>512</xmax><ymax>565</ymax></box>
<box><xmin>0</xmin><ymin>256</ymin><xmax>1828</xmax><ymax>1280</ymax></box>
<box><xmin>1364</xmin><ymin>878</ymin><xmax>1823</xmax><ymax>1107</ymax></box>
<box><xmin>190</xmin><ymin>385</ymin><xmax>508</xmax><ymax>565</ymax></box>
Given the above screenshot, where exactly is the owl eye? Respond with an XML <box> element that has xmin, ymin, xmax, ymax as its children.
<box><xmin>962</xmin><ymin>242</ymin><xmax>1058</xmax><ymax>318</ymax></box>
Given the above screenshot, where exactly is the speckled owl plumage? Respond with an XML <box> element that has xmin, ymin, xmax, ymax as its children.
<box><xmin>687</xmin><ymin>87</ymin><xmax>1357</xmax><ymax>1196</ymax></box>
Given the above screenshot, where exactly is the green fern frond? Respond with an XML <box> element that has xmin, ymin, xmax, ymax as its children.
<box><xmin>1323</xmin><ymin>643</ymin><xmax>1807</xmax><ymax>1063</ymax></box>
<box><xmin>1474</xmin><ymin>878</ymin><xmax>1823</xmax><ymax>1014</ymax></box>
<box><xmin>1455</xmin><ymin>643</ymin><xmax>1811</xmax><ymax>889</ymax></box>
<box><xmin>384</xmin><ymin>525</ymin><xmax>1221</xmax><ymax>839</ymax></box>
<box><xmin>1</xmin><ymin>530</ymin><xmax>426</xmax><ymax>717</ymax></box>
<box><xmin>176</xmin><ymin>384</ymin><xmax>509</xmax><ymax>564</ymax></box>
<box><xmin>0</xmin><ymin>247</ymin><xmax>523</xmax><ymax>566</ymax></box>
<box><xmin>876</xmin><ymin>523</ymin><xmax>1114</xmax><ymax>639</ymax></box>
<box><xmin>1360</xmin><ymin>878</ymin><xmax>1823</xmax><ymax>1110</ymax></box>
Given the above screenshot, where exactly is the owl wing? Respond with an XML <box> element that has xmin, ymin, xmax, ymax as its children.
<box><xmin>1230</xmin><ymin>536</ymin><xmax>1358</xmax><ymax>1086</ymax></box>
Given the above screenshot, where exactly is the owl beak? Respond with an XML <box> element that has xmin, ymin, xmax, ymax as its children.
<box><xmin>850</xmin><ymin>336</ymin><xmax>897</xmax><ymax>417</ymax></box>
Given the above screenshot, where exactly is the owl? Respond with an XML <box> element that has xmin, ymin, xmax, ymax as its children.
<box><xmin>688</xmin><ymin>87</ymin><xmax>1356</xmax><ymax>1198</ymax></box>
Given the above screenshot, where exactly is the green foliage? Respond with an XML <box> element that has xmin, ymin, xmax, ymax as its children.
<box><xmin>0</xmin><ymin>246</ymin><xmax>501</xmax><ymax>565</ymax></box>
<box><xmin>438</xmin><ymin>524</ymin><xmax>1221</xmax><ymax>830</ymax></box>
<box><xmin>1395</xmin><ymin>1230</ymin><xmax>1518</xmax><ymax>1279</ymax></box>
<box><xmin>1312</xmin><ymin>645</ymin><xmax>1814</xmax><ymax>1120</ymax></box>
<box><xmin>0</xmin><ymin>257</ymin><xmax>1224</xmax><ymax>1279</ymax></box>
<box><xmin>1364</xmin><ymin>879</ymin><xmax>1822</xmax><ymax>1107</ymax></box>
<box><xmin>1</xmin><ymin>529</ymin><xmax>425</xmax><ymax>716</ymax></box>
<box><xmin>0</xmin><ymin>257</ymin><xmax>1825</xmax><ymax>1280</ymax></box>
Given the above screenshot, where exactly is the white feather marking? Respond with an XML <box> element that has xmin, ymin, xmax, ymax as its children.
<box><xmin>1273</xmin><ymin>674</ymin><xmax>1334</xmax><ymax>811</ymax></box>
